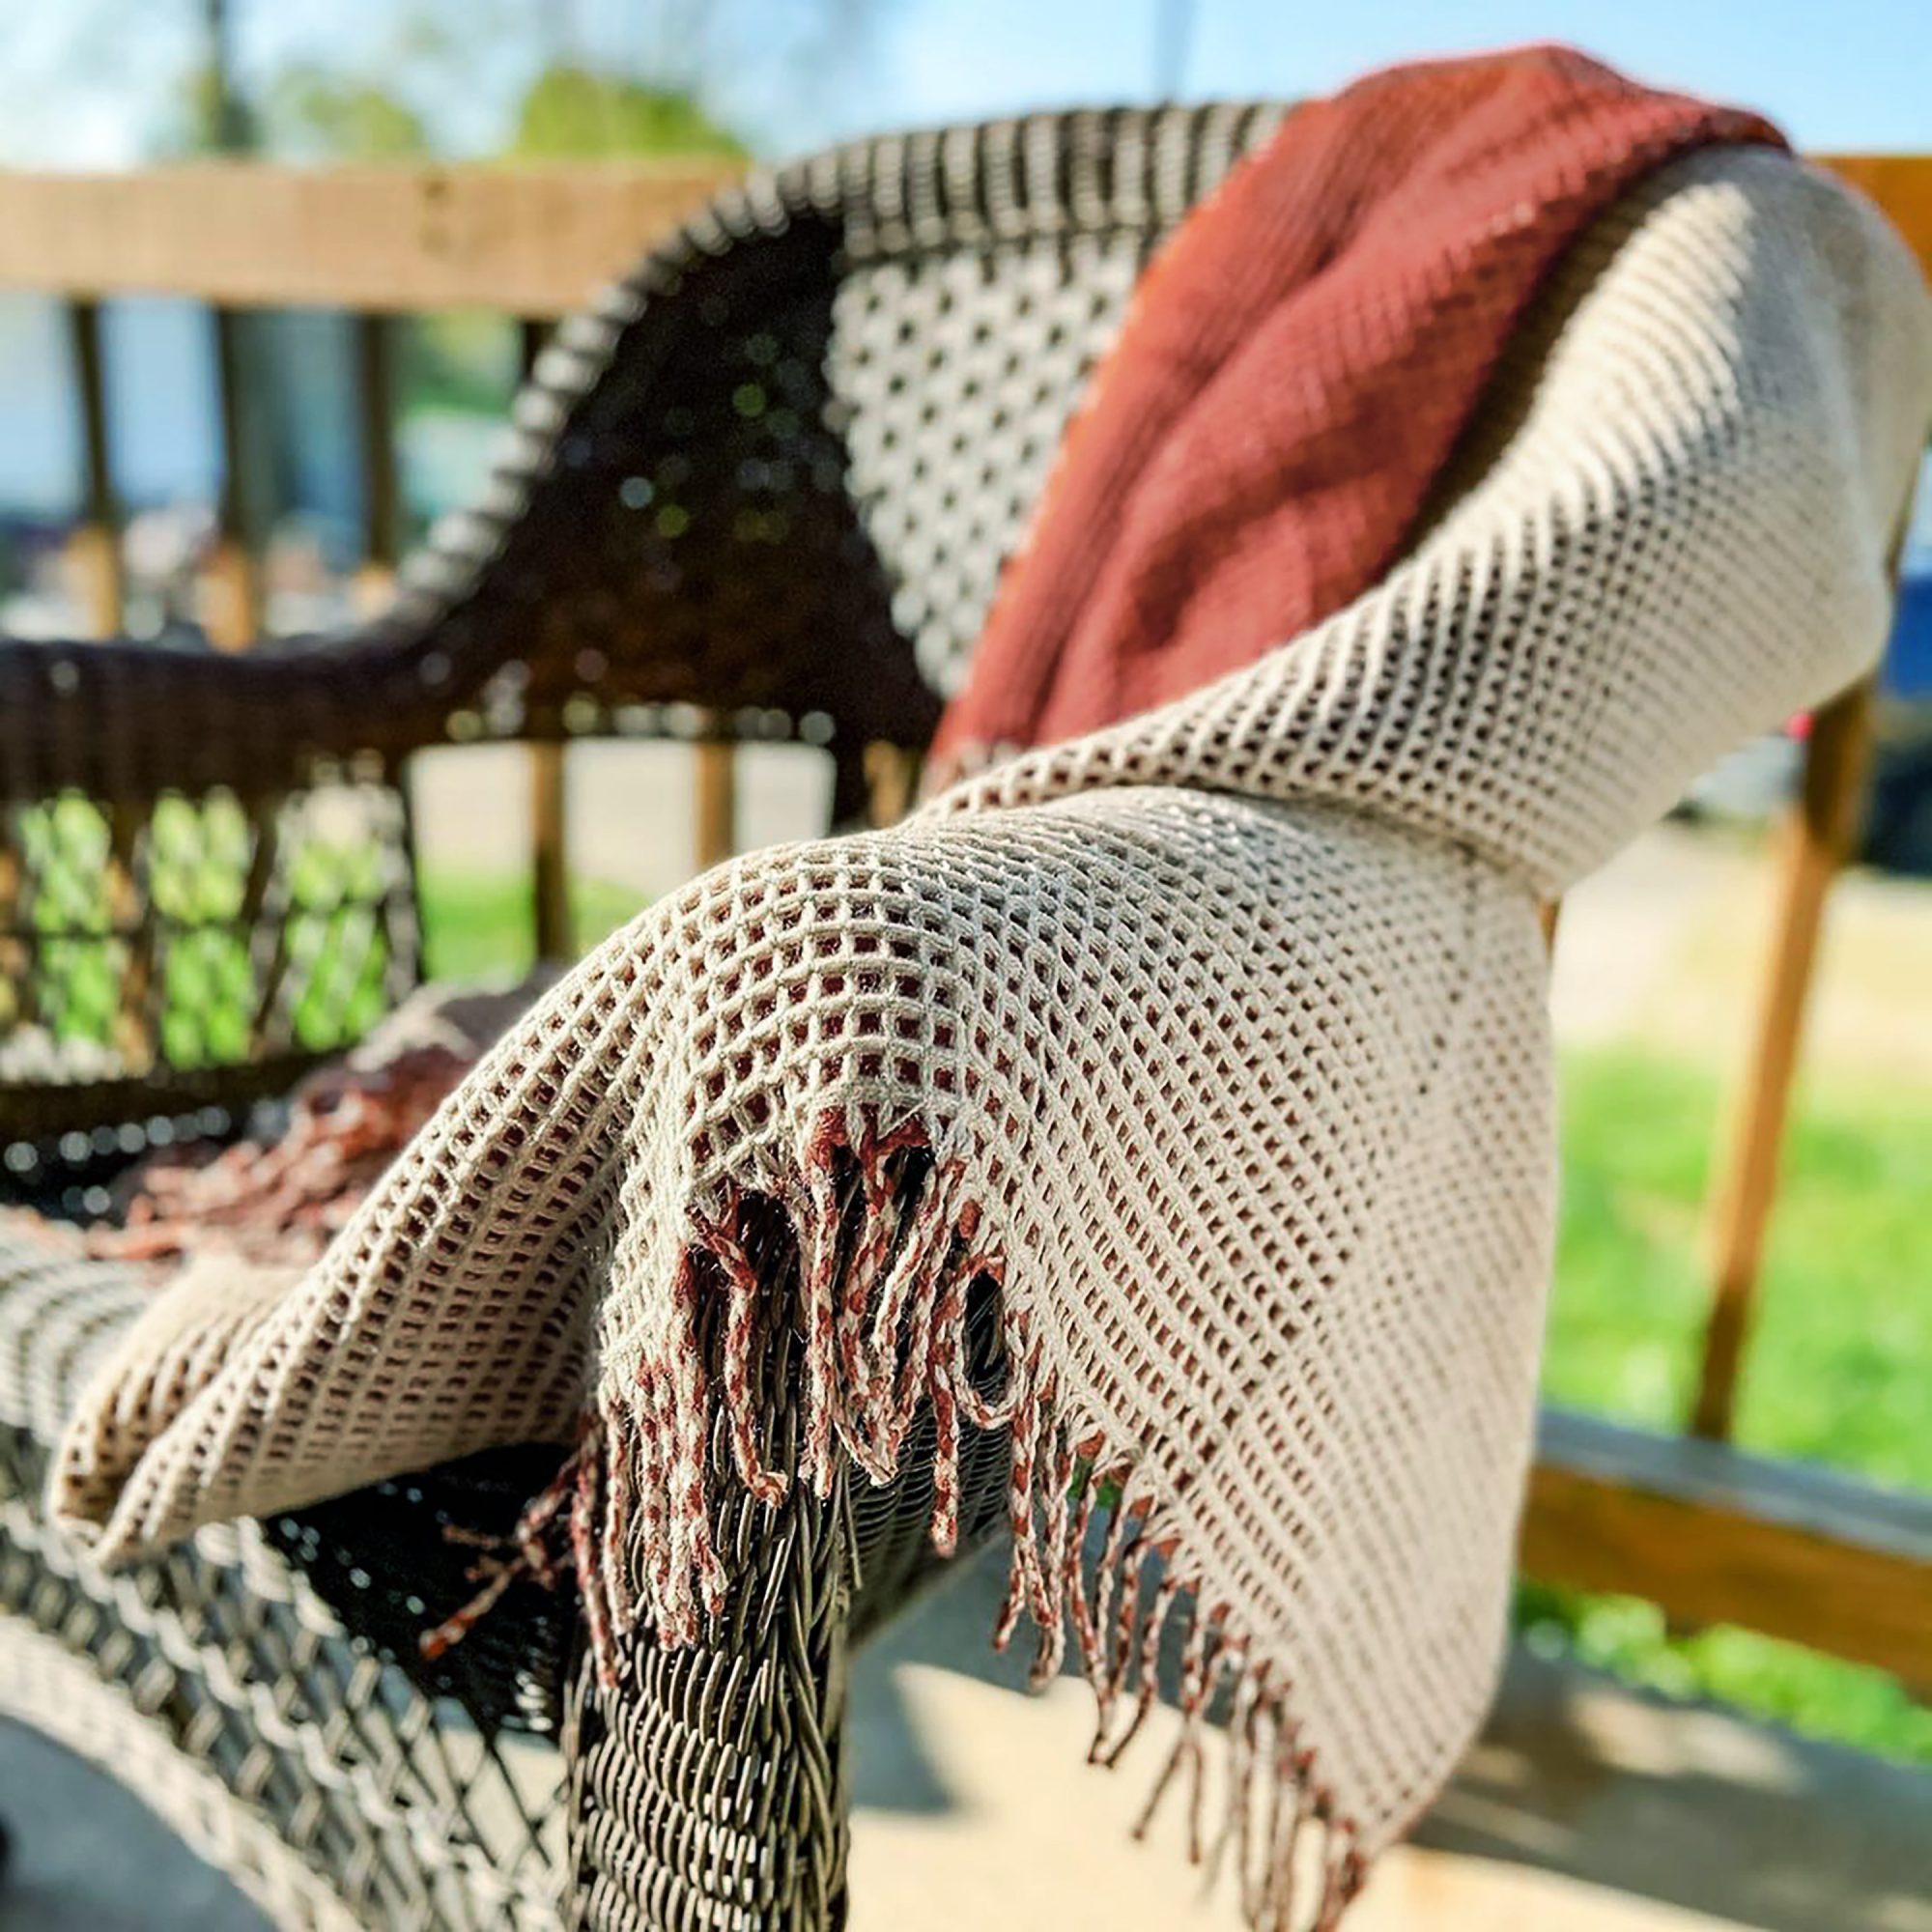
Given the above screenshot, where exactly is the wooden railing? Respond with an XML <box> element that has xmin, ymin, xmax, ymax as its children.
<box><xmin>0</xmin><ymin>162</ymin><xmax>737</xmax><ymax>955</ymax></box>
<box><xmin>0</xmin><ymin>152</ymin><xmax>1928</xmax><ymax>1690</ymax></box>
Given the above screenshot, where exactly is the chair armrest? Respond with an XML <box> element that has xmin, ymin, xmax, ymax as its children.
<box><xmin>0</xmin><ymin>633</ymin><xmax>411</xmax><ymax>807</ymax></box>
<box><xmin>0</xmin><ymin>635</ymin><xmax>432</xmax><ymax>1146</ymax></box>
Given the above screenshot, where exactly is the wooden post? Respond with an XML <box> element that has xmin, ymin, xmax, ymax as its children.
<box><xmin>65</xmin><ymin>298</ymin><xmax>123</xmax><ymax>636</ymax></box>
<box><xmin>1691</xmin><ymin>680</ymin><xmax>1876</xmax><ymax>1441</ymax></box>
<box><xmin>64</xmin><ymin>301</ymin><xmax>151</xmax><ymax>1069</ymax></box>
<box><xmin>694</xmin><ymin>741</ymin><xmax>737</xmax><ymax>871</ymax></box>
<box><xmin>205</xmin><ymin>305</ymin><xmax>262</xmax><ymax>649</ymax></box>
<box><xmin>352</xmin><ymin>312</ymin><xmax>401</xmax><ymax>614</ymax></box>
<box><xmin>518</xmin><ymin>316</ymin><xmax>549</xmax><ymax>383</ymax></box>
<box><xmin>240</xmin><ymin>795</ymin><xmax>286</xmax><ymax>1056</ymax></box>
<box><xmin>516</xmin><ymin>315</ymin><xmax>575</xmax><ymax>961</ymax></box>
<box><xmin>105</xmin><ymin>801</ymin><xmax>154</xmax><ymax>1074</ymax></box>
<box><xmin>863</xmin><ymin>743</ymin><xmax>921</xmax><ymax>828</ymax></box>
<box><xmin>530</xmin><ymin>744</ymin><xmax>573</xmax><ymax>961</ymax></box>
<box><xmin>0</xmin><ymin>833</ymin><xmax>30</xmax><ymax>1037</ymax></box>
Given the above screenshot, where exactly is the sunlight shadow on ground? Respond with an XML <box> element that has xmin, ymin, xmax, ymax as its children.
<box><xmin>848</xmin><ymin>1544</ymin><xmax>1932</xmax><ymax>1932</ymax></box>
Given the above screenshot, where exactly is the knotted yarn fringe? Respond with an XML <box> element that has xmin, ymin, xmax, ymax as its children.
<box><xmin>431</xmin><ymin>1109</ymin><xmax>1368</xmax><ymax>1931</ymax></box>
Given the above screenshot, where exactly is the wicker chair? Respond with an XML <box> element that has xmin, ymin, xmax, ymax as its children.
<box><xmin>0</xmin><ymin>104</ymin><xmax>1287</xmax><ymax>1930</ymax></box>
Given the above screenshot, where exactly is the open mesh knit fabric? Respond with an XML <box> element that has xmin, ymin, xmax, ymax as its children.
<box><xmin>44</xmin><ymin>141</ymin><xmax>1932</xmax><ymax>1928</ymax></box>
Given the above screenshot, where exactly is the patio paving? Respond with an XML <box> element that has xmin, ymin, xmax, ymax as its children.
<box><xmin>843</xmin><ymin>1548</ymin><xmax>1932</xmax><ymax>1932</ymax></box>
<box><xmin>4</xmin><ymin>1543</ymin><xmax>1927</xmax><ymax>1930</ymax></box>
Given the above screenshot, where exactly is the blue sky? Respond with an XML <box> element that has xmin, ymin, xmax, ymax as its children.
<box><xmin>2</xmin><ymin>0</ymin><xmax>1928</xmax><ymax>165</ymax></box>
<box><xmin>855</xmin><ymin>0</ymin><xmax>1932</xmax><ymax>153</ymax></box>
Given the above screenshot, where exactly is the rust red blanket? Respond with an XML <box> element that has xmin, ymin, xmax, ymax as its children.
<box><xmin>930</xmin><ymin>45</ymin><xmax>1783</xmax><ymax>773</ymax></box>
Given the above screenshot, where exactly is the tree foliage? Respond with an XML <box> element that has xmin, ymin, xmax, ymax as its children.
<box><xmin>260</xmin><ymin>64</ymin><xmax>432</xmax><ymax>161</ymax></box>
<box><xmin>0</xmin><ymin>0</ymin><xmax>898</xmax><ymax>166</ymax></box>
<box><xmin>507</xmin><ymin>66</ymin><xmax>746</xmax><ymax>160</ymax></box>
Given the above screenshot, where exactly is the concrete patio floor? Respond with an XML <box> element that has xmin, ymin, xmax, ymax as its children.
<box><xmin>843</xmin><ymin>1549</ymin><xmax>1932</xmax><ymax>1932</ymax></box>
<box><xmin>3</xmin><ymin>1544</ymin><xmax>1927</xmax><ymax>1931</ymax></box>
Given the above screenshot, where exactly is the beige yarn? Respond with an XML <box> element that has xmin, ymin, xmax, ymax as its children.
<box><xmin>50</xmin><ymin>149</ymin><xmax>1932</xmax><ymax>1927</ymax></box>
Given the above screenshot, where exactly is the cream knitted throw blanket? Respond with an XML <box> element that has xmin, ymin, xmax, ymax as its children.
<box><xmin>49</xmin><ymin>151</ymin><xmax>1932</xmax><ymax>1927</ymax></box>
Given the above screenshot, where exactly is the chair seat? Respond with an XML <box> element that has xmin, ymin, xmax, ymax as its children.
<box><xmin>0</xmin><ymin>1183</ymin><xmax>1014</xmax><ymax>1932</ymax></box>
<box><xmin>0</xmin><ymin>1214</ymin><xmax>568</xmax><ymax>1924</ymax></box>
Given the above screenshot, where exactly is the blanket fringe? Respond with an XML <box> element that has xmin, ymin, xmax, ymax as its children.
<box><xmin>431</xmin><ymin>1110</ymin><xmax>1367</xmax><ymax>1931</ymax></box>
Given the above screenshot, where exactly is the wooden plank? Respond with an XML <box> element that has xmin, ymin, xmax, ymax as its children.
<box><xmin>63</xmin><ymin>298</ymin><xmax>123</xmax><ymax>636</ymax></box>
<box><xmin>0</xmin><ymin>162</ymin><xmax>736</xmax><ymax>318</ymax></box>
<box><xmin>530</xmin><ymin>743</ymin><xmax>572</xmax><ymax>960</ymax></box>
<box><xmin>1691</xmin><ymin>680</ymin><xmax>1876</xmax><ymax>1441</ymax></box>
<box><xmin>0</xmin><ymin>156</ymin><xmax>1910</xmax><ymax>322</ymax></box>
<box><xmin>1522</xmin><ymin>1407</ymin><xmax>1932</xmax><ymax>1689</ymax></box>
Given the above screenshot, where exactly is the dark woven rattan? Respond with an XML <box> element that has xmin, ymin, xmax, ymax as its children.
<box><xmin>0</xmin><ymin>103</ymin><xmax>1283</xmax><ymax>1929</ymax></box>
<box><xmin>0</xmin><ymin>100</ymin><xmax>1282</xmax><ymax>1161</ymax></box>
<box><xmin>563</xmin><ymin>1183</ymin><xmax>1011</xmax><ymax>1932</ymax></box>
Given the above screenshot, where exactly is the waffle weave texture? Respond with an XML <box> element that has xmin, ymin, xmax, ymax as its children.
<box><xmin>930</xmin><ymin>45</ymin><xmax>1780</xmax><ymax>772</ymax></box>
<box><xmin>50</xmin><ymin>147</ymin><xmax>1932</xmax><ymax>1927</ymax></box>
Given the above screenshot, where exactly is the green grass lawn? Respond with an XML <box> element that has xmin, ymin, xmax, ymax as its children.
<box><xmin>1532</xmin><ymin>1047</ymin><xmax>1932</xmax><ymax>1765</ymax></box>
<box><xmin>417</xmin><ymin>867</ymin><xmax>650</xmax><ymax>981</ymax></box>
